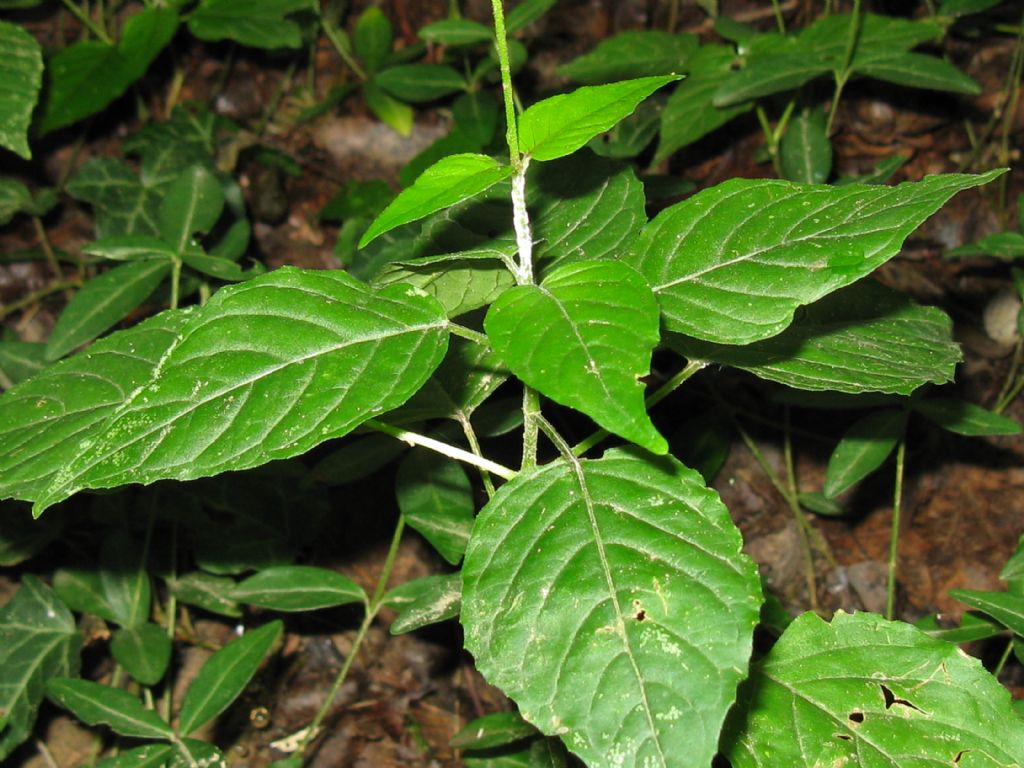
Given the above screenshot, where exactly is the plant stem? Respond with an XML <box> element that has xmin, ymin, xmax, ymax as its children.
<box><xmin>885</xmin><ymin>438</ymin><xmax>906</xmax><ymax>620</ymax></box>
<box><xmin>510</xmin><ymin>161</ymin><xmax>533</xmax><ymax>285</ymax></box>
<box><xmin>782</xmin><ymin>407</ymin><xmax>821</xmax><ymax>614</ymax></box>
<box><xmin>160</xmin><ymin>522</ymin><xmax>178</xmax><ymax>723</ymax></box>
<box><xmin>572</xmin><ymin>360</ymin><xmax>706</xmax><ymax>457</ymax></box>
<box><xmin>770</xmin><ymin>0</ymin><xmax>786</xmax><ymax>33</ymax></box>
<box><xmin>60</xmin><ymin>0</ymin><xmax>112</xmax><ymax>43</ymax></box>
<box><xmin>320</xmin><ymin>3</ymin><xmax>367</xmax><ymax>81</ymax></box>
<box><xmin>297</xmin><ymin>513</ymin><xmax>406</xmax><ymax>758</ymax></box>
<box><xmin>993</xmin><ymin>637</ymin><xmax>1015</xmax><ymax>678</ymax></box>
<box><xmin>996</xmin><ymin>9</ymin><xmax>1024</xmax><ymax>214</ymax></box>
<box><xmin>459</xmin><ymin>416</ymin><xmax>496</xmax><ymax>498</ymax></box>
<box><xmin>366</xmin><ymin>419</ymin><xmax>516</xmax><ymax>479</ymax></box>
<box><xmin>521</xmin><ymin>386</ymin><xmax>541</xmax><ymax>470</ymax></box>
<box><xmin>31</xmin><ymin>216</ymin><xmax>63</xmax><ymax>283</ymax></box>
<box><xmin>825</xmin><ymin>0</ymin><xmax>862</xmax><ymax>136</ymax></box>
<box><xmin>0</xmin><ymin>279</ymin><xmax>82</xmax><ymax>321</ymax></box>
<box><xmin>256</xmin><ymin>58</ymin><xmax>297</xmax><ymax>138</ymax></box>
<box><xmin>448</xmin><ymin>322</ymin><xmax>491</xmax><ymax>347</ymax></box>
<box><xmin>490</xmin><ymin>0</ymin><xmax>521</xmax><ymax>169</ymax></box>
<box><xmin>169</xmin><ymin>258</ymin><xmax>182</xmax><ymax>310</ymax></box>
<box><xmin>994</xmin><ymin>339</ymin><xmax>1023</xmax><ymax>413</ymax></box>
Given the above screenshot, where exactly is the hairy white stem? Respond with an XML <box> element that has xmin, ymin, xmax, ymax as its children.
<box><xmin>511</xmin><ymin>159</ymin><xmax>533</xmax><ymax>285</ymax></box>
<box><xmin>367</xmin><ymin>419</ymin><xmax>517</xmax><ymax>480</ymax></box>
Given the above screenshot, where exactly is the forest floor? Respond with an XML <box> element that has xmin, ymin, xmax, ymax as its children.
<box><xmin>4</xmin><ymin>1</ymin><xmax>1024</xmax><ymax>766</ymax></box>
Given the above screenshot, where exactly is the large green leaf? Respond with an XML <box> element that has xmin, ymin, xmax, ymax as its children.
<box><xmin>665</xmin><ymin>281</ymin><xmax>962</xmax><ymax>395</ymax></box>
<box><xmin>0</xmin><ymin>576</ymin><xmax>81</xmax><ymax>760</ymax></box>
<box><xmin>627</xmin><ymin>171</ymin><xmax>1002</xmax><ymax>345</ymax></box>
<box><xmin>723</xmin><ymin>611</ymin><xmax>1024</xmax><ymax>767</ymax></box>
<box><xmin>187</xmin><ymin>0</ymin><xmax>310</xmax><ymax>49</ymax></box>
<box><xmin>518</xmin><ymin>76</ymin><xmax>680</xmax><ymax>162</ymax></box>
<box><xmin>485</xmin><ymin>260</ymin><xmax>666</xmax><ymax>454</ymax></box>
<box><xmin>360</xmin><ymin>154</ymin><xmax>514</xmax><ymax>247</ymax></box>
<box><xmin>0</xmin><ymin>21</ymin><xmax>43</xmax><ymax>159</ymax></box>
<box><xmin>558</xmin><ymin>31</ymin><xmax>696</xmax><ymax>85</ymax></box>
<box><xmin>178</xmin><ymin>620</ymin><xmax>282</xmax><ymax>735</ymax></box>
<box><xmin>0</xmin><ymin>268</ymin><xmax>448</xmax><ymax>515</ymax></box>
<box><xmin>46</xmin><ymin>678</ymin><xmax>173</xmax><ymax>740</ymax></box>
<box><xmin>462</xmin><ymin>450</ymin><xmax>763</xmax><ymax>768</ymax></box>
<box><xmin>45</xmin><ymin>259</ymin><xmax>172</xmax><ymax>362</ymax></box>
<box><xmin>655</xmin><ymin>44</ymin><xmax>754</xmax><ymax>161</ymax></box>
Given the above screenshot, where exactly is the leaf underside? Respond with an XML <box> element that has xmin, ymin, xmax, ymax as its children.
<box><xmin>462</xmin><ymin>450</ymin><xmax>763</xmax><ymax>768</ymax></box>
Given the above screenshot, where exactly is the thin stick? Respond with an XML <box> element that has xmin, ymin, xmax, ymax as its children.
<box><xmin>366</xmin><ymin>419</ymin><xmax>516</xmax><ymax>480</ymax></box>
<box><xmin>885</xmin><ymin>439</ymin><xmax>906</xmax><ymax>620</ymax></box>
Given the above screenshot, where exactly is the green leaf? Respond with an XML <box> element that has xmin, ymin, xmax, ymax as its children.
<box><xmin>485</xmin><ymin>260</ymin><xmax>667</xmax><ymax>453</ymax></box>
<box><xmin>392</xmin><ymin>336</ymin><xmax>509</xmax><ymax>423</ymax></box>
<box><xmin>939</xmin><ymin>0</ymin><xmax>1003</xmax><ymax>14</ymax></box>
<box><xmin>462</xmin><ymin>450</ymin><xmax>762</xmax><ymax>768</ymax></box>
<box><xmin>824</xmin><ymin>408</ymin><xmax>907</xmax><ymax>498</ymax></box>
<box><xmin>779</xmin><ymin>106</ymin><xmax>832</xmax><ymax>184</ymax></box>
<box><xmin>178</xmin><ymin>620</ymin><xmax>282</xmax><ymax>735</ymax></box>
<box><xmin>916</xmin><ymin>612</ymin><xmax>1005</xmax><ymax>644</ymax></box>
<box><xmin>180</xmin><ymin>246</ymin><xmax>263</xmax><ymax>282</ymax></box>
<box><xmin>46</xmin><ymin>678</ymin><xmax>173</xmax><ymax>740</ymax></box>
<box><xmin>158</xmin><ymin>166</ymin><xmax>225</xmax><ymax>251</ymax></box>
<box><xmin>0</xmin><ymin>311</ymin><xmax>191</xmax><ymax>507</ymax></box>
<box><xmin>655</xmin><ymin>44</ymin><xmax>754</xmax><ymax>161</ymax></box>
<box><xmin>558</xmin><ymin>31</ymin><xmax>695</xmax><ymax>85</ymax></box>
<box><xmin>518</xmin><ymin>76</ymin><xmax>680</xmax><ymax>162</ymax></box>
<box><xmin>373</xmin><ymin>249</ymin><xmax>516</xmax><ymax>318</ymax></box>
<box><xmin>0</xmin><ymin>22</ymin><xmax>42</xmax><ymax>160</ymax></box>
<box><xmin>0</xmin><ymin>179</ymin><xmax>34</xmax><ymax>225</ymax></box>
<box><xmin>855</xmin><ymin>51</ymin><xmax>980</xmax><ymax>95</ymax></box>
<box><xmin>52</xmin><ymin>568</ymin><xmax>119</xmax><ymax>622</ymax></box>
<box><xmin>0</xmin><ymin>341</ymin><xmax>46</xmax><ymax>387</ymax></box>
<box><xmin>665</xmin><ymin>281</ymin><xmax>962</xmax><ymax>395</ymax></box>
<box><xmin>419</xmin><ymin>19</ymin><xmax>493</xmax><ymax>46</ymax></box>
<box><xmin>396</xmin><ymin>451</ymin><xmax>474</xmax><ymax>565</ymax></box>
<box><xmin>0</xmin><ymin>576</ymin><xmax>80</xmax><ymax>760</ymax></box>
<box><xmin>451</xmin><ymin>711</ymin><xmax>538</xmax><ymax>749</ymax></box>
<box><xmin>305</xmin><ymin>434</ymin><xmax>406</xmax><ymax>488</ymax></box>
<box><xmin>231</xmin><ymin>566</ymin><xmax>366</xmax><ymax>611</ymax></box>
<box><xmin>187</xmin><ymin>0</ymin><xmax>310</xmax><ymax>49</ymax></box>
<box><xmin>353</xmin><ymin>6</ymin><xmax>393</xmax><ymax>74</ymax></box>
<box><xmin>375</xmin><ymin>64</ymin><xmax>467</xmax><ymax>102</ymax></box>
<box><xmin>530</xmin><ymin>154</ymin><xmax>647</xmax><ymax>274</ymax></box>
<box><xmin>950</xmin><ymin>589</ymin><xmax>1024</xmax><ymax>637</ymax></box>
<box><xmin>722</xmin><ymin>611</ymin><xmax>1024</xmax><ymax>767</ymax></box>
<box><xmin>100</xmin><ymin>531</ymin><xmax>153</xmax><ymax>629</ymax></box>
<box><xmin>167</xmin><ymin>572</ymin><xmax>242</xmax><ymax>618</ymax></box>
<box><xmin>210</xmin><ymin>219</ymin><xmax>251</xmax><ymax>262</ymax></box>
<box><xmin>360</xmin><ymin>154</ymin><xmax>513</xmax><ymax>247</ymax></box>
<box><xmin>110</xmin><ymin>623</ymin><xmax>172</xmax><ymax>686</ymax></box>
<box><xmin>627</xmin><ymin>171</ymin><xmax>1003</xmax><ymax>345</ymax></box>
<box><xmin>84</xmin><ymin>235</ymin><xmax>178</xmax><ymax>262</ymax></box>
<box><xmin>588</xmin><ymin>95</ymin><xmax>663</xmax><ymax>160</ymax></box>
<box><xmin>36</xmin><ymin>9</ymin><xmax>178</xmax><ymax>135</ymax></box>
<box><xmin>94</xmin><ymin>743</ymin><xmax>173</xmax><ymax>768</ymax></box>
<box><xmin>0</xmin><ymin>268</ymin><xmax>448</xmax><ymax>515</ymax></box>
<box><xmin>947</xmin><ymin>231</ymin><xmax>1024</xmax><ymax>260</ymax></box>
<box><xmin>911</xmin><ymin>397</ymin><xmax>1022</xmax><ymax>436</ymax></box>
<box><xmin>363</xmin><ymin>81</ymin><xmax>414</xmax><ymax>136</ymax></box>
<box><xmin>505</xmin><ymin>0</ymin><xmax>556</xmax><ymax>32</ymax></box>
<box><xmin>45</xmin><ymin>259</ymin><xmax>172</xmax><ymax>362</ymax></box>
<box><xmin>172</xmin><ymin>740</ymin><xmax>226</xmax><ymax>768</ymax></box>
<box><xmin>384</xmin><ymin>572</ymin><xmax>462</xmax><ymax>634</ymax></box>
<box><xmin>453</xmin><ymin>91</ymin><xmax>500</xmax><ymax>146</ymax></box>
<box><xmin>67</xmin><ymin>158</ymin><xmax>162</xmax><ymax>238</ymax></box>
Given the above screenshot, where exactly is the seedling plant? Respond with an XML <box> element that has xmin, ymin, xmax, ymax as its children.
<box><xmin>2</xmin><ymin>2</ymin><xmax>1024</xmax><ymax>768</ymax></box>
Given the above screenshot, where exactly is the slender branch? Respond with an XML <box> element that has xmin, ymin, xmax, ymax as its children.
<box><xmin>448</xmin><ymin>322</ymin><xmax>490</xmax><ymax>347</ymax></box>
<box><xmin>521</xmin><ymin>386</ymin><xmax>541</xmax><ymax>470</ymax></box>
<box><xmin>60</xmin><ymin>0</ymin><xmax>112</xmax><ymax>43</ymax></box>
<box><xmin>825</xmin><ymin>0</ymin><xmax>862</xmax><ymax>136</ymax></box>
<box><xmin>510</xmin><ymin>160</ymin><xmax>534</xmax><ymax>284</ymax></box>
<box><xmin>885</xmin><ymin>438</ymin><xmax>906</xmax><ymax>620</ymax></box>
<box><xmin>459</xmin><ymin>415</ymin><xmax>496</xmax><ymax>498</ymax></box>
<box><xmin>366</xmin><ymin>419</ymin><xmax>516</xmax><ymax>480</ymax></box>
<box><xmin>0</xmin><ymin>279</ymin><xmax>82</xmax><ymax>321</ymax></box>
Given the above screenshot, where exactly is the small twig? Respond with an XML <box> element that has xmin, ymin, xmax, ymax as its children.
<box><xmin>885</xmin><ymin>439</ymin><xmax>907</xmax><ymax>620</ymax></box>
<box><xmin>366</xmin><ymin>419</ymin><xmax>516</xmax><ymax>480</ymax></box>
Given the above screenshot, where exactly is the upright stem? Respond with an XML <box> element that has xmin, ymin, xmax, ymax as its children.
<box><xmin>825</xmin><ymin>0</ymin><xmax>862</xmax><ymax>136</ymax></box>
<box><xmin>770</xmin><ymin>0</ymin><xmax>786</xmax><ymax>33</ymax></box>
<box><xmin>490</xmin><ymin>0</ymin><xmax>521</xmax><ymax>170</ymax></box>
<box><xmin>521</xmin><ymin>387</ymin><xmax>541</xmax><ymax>470</ymax></box>
<box><xmin>366</xmin><ymin>419</ymin><xmax>516</xmax><ymax>479</ymax></box>
<box><xmin>298</xmin><ymin>514</ymin><xmax>407</xmax><ymax>758</ymax></box>
<box><xmin>60</xmin><ymin>0</ymin><xmax>112</xmax><ymax>43</ymax></box>
<box><xmin>885</xmin><ymin>439</ymin><xmax>906</xmax><ymax>620</ymax></box>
